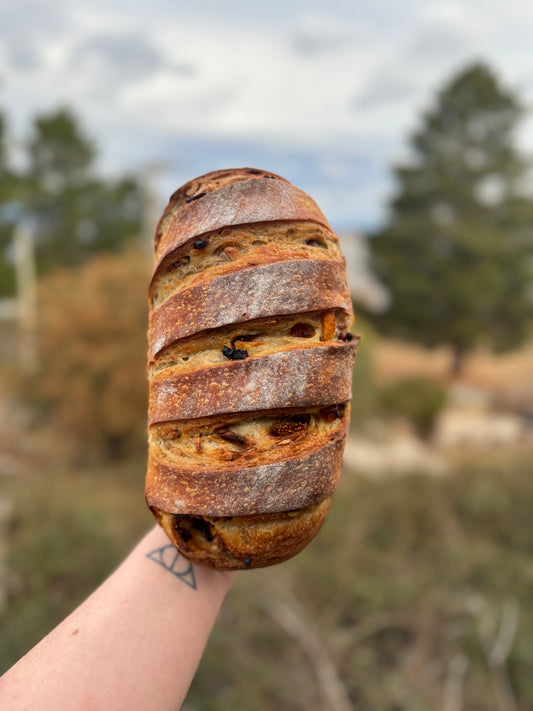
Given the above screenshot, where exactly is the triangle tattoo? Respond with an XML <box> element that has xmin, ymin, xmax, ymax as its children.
<box><xmin>146</xmin><ymin>544</ymin><xmax>197</xmax><ymax>590</ymax></box>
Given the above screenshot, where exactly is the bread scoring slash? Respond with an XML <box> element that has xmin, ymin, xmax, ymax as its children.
<box><xmin>145</xmin><ymin>168</ymin><xmax>358</xmax><ymax>569</ymax></box>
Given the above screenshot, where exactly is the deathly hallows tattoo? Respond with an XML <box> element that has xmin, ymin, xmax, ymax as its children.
<box><xmin>146</xmin><ymin>544</ymin><xmax>197</xmax><ymax>590</ymax></box>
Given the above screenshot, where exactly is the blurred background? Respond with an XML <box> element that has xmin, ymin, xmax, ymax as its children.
<box><xmin>0</xmin><ymin>1</ymin><xmax>532</xmax><ymax>708</ymax></box>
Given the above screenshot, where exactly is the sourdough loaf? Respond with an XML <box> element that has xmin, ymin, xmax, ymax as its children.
<box><xmin>146</xmin><ymin>168</ymin><xmax>358</xmax><ymax>569</ymax></box>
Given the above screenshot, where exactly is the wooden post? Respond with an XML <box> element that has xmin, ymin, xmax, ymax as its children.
<box><xmin>13</xmin><ymin>222</ymin><xmax>39</xmax><ymax>374</ymax></box>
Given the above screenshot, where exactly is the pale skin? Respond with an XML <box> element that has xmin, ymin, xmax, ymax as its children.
<box><xmin>0</xmin><ymin>525</ymin><xmax>236</xmax><ymax>711</ymax></box>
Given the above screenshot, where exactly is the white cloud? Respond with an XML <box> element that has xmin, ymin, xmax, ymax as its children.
<box><xmin>290</xmin><ymin>12</ymin><xmax>375</xmax><ymax>55</ymax></box>
<box><xmin>0</xmin><ymin>0</ymin><xmax>71</xmax><ymax>70</ymax></box>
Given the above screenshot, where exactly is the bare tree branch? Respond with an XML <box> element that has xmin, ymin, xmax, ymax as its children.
<box><xmin>264</xmin><ymin>593</ymin><xmax>353</xmax><ymax>711</ymax></box>
<box><xmin>442</xmin><ymin>654</ymin><xmax>469</xmax><ymax>711</ymax></box>
<box><xmin>474</xmin><ymin>597</ymin><xmax>520</xmax><ymax>711</ymax></box>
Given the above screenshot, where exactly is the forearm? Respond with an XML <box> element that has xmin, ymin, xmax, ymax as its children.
<box><xmin>0</xmin><ymin>525</ymin><xmax>235</xmax><ymax>711</ymax></box>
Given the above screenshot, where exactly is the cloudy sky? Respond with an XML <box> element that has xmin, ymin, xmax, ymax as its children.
<box><xmin>2</xmin><ymin>0</ymin><xmax>533</xmax><ymax>231</ymax></box>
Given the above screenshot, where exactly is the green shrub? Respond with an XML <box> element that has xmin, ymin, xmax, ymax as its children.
<box><xmin>378</xmin><ymin>376</ymin><xmax>446</xmax><ymax>437</ymax></box>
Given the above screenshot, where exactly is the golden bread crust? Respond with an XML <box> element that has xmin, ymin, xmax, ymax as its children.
<box><xmin>149</xmin><ymin>258</ymin><xmax>352</xmax><ymax>358</ymax></box>
<box><xmin>146</xmin><ymin>433</ymin><xmax>346</xmax><ymax>517</ymax></box>
<box><xmin>154</xmin><ymin>178</ymin><xmax>332</xmax><ymax>273</ymax></box>
<box><xmin>152</xmin><ymin>498</ymin><xmax>331</xmax><ymax>570</ymax></box>
<box><xmin>149</xmin><ymin>342</ymin><xmax>356</xmax><ymax>424</ymax></box>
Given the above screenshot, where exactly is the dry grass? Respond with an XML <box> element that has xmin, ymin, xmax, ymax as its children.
<box><xmin>374</xmin><ymin>339</ymin><xmax>532</xmax><ymax>400</ymax></box>
<box><xmin>374</xmin><ymin>339</ymin><xmax>453</xmax><ymax>384</ymax></box>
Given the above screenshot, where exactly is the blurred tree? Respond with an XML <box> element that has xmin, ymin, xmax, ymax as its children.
<box><xmin>29</xmin><ymin>108</ymin><xmax>95</xmax><ymax>185</ymax></box>
<box><xmin>0</xmin><ymin>112</ymin><xmax>11</xmax><ymax>293</ymax></box>
<box><xmin>0</xmin><ymin>108</ymin><xmax>143</xmax><ymax>296</ymax></box>
<box><xmin>0</xmin><ymin>111</ymin><xmax>22</xmax><ymax>297</ymax></box>
<box><xmin>25</xmin><ymin>108</ymin><xmax>142</xmax><ymax>272</ymax></box>
<box><xmin>372</xmin><ymin>62</ymin><xmax>532</xmax><ymax>373</ymax></box>
<box><xmin>0</xmin><ymin>113</ymin><xmax>6</xmax><ymax>175</ymax></box>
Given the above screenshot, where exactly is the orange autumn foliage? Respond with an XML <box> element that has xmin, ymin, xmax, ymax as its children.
<box><xmin>27</xmin><ymin>246</ymin><xmax>152</xmax><ymax>459</ymax></box>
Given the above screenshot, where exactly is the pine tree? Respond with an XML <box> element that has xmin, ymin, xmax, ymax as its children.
<box><xmin>0</xmin><ymin>112</ymin><xmax>24</xmax><ymax>297</ymax></box>
<box><xmin>24</xmin><ymin>108</ymin><xmax>142</xmax><ymax>272</ymax></box>
<box><xmin>372</xmin><ymin>62</ymin><xmax>532</xmax><ymax>373</ymax></box>
<box><xmin>0</xmin><ymin>108</ymin><xmax>143</xmax><ymax>294</ymax></box>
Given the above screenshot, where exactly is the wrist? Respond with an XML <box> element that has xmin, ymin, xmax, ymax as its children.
<box><xmin>141</xmin><ymin>524</ymin><xmax>237</xmax><ymax>596</ymax></box>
